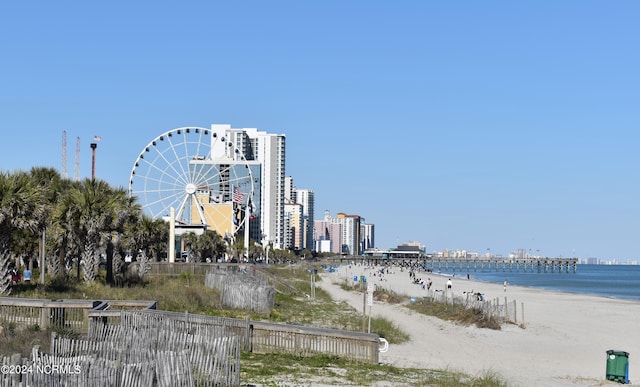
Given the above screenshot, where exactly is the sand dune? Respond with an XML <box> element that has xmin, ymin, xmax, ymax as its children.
<box><xmin>318</xmin><ymin>264</ymin><xmax>638</xmax><ymax>386</ymax></box>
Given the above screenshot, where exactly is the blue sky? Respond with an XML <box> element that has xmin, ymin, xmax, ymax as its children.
<box><xmin>1</xmin><ymin>1</ymin><xmax>638</xmax><ymax>261</ymax></box>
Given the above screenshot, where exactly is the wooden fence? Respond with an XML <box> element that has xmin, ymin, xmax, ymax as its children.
<box><xmin>0</xmin><ymin>329</ymin><xmax>239</xmax><ymax>386</ymax></box>
<box><xmin>0</xmin><ymin>297</ymin><xmax>158</xmax><ymax>334</ymax></box>
<box><xmin>1</xmin><ymin>299</ymin><xmax>381</xmax><ymax>367</ymax></box>
<box><xmin>205</xmin><ymin>270</ymin><xmax>275</xmax><ymax>314</ymax></box>
<box><xmin>0</xmin><ymin>298</ymin><xmax>99</xmax><ymax>332</ymax></box>
<box><xmin>91</xmin><ymin>309</ymin><xmax>381</xmax><ymax>364</ymax></box>
<box><xmin>251</xmin><ymin>320</ymin><xmax>380</xmax><ymax>362</ymax></box>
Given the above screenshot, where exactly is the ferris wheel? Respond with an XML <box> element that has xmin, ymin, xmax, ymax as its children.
<box><xmin>128</xmin><ymin>127</ymin><xmax>254</xmax><ymax>238</ymax></box>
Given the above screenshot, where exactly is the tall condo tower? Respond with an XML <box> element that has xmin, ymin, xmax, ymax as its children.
<box><xmin>212</xmin><ymin>124</ymin><xmax>286</xmax><ymax>249</ymax></box>
<box><xmin>295</xmin><ymin>189</ymin><xmax>315</xmax><ymax>251</ymax></box>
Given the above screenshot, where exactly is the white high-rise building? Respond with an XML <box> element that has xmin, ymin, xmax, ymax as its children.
<box><xmin>336</xmin><ymin>212</ymin><xmax>361</xmax><ymax>255</ymax></box>
<box><xmin>211</xmin><ymin>124</ymin><xmax>286</xmax><ymax>249</ymax></box>
<box><xmin>362</xmin><ymin>223</ymin><xmax>375</xmax><ymax>251</ymax></box>
<box><xmin>296</xmin><ymin>189</ymin><xmax>315</xmax><ymax>251</ymax></box>
<box><xmin>284</xmin><ymin>176</ymin><xmax>295</xmax><ymax>204</ymax></box>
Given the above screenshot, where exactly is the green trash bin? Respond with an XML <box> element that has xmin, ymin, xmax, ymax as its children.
<box><xmin>606</xmin><ymin>350</ymin><xmax>629</xmax><ymax>384</ymax></box>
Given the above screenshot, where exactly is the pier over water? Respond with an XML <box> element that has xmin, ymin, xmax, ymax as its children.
<box><xmin>333</xmin><ymin>251</ymin><xmax>578</xmax><ymax>274</ymax></box>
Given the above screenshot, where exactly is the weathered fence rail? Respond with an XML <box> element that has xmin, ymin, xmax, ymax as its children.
<box><xmin>0</xmin><ymin>297</ymin><xmax>158</xmax><ymax>334</ymax></box>
<box><xmin>0</xmin><ymin>298</ymin><xmax>99</xmax><ymax>332</ymax></box>
<box><xmin>251</xmin><ymin>320</ymin><xmax>380</xmax><ymax>363</ymax></box>
<box><xmin>94</xmin><ymin>309</ymin><xmax>381</xmax><ymax>364</ymax></box>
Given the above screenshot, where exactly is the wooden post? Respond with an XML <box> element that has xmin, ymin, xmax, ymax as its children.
<box><xmin>40</xmin><ymin>307</ymin><xmax>50</xmax><ymax>329</ymax></box>
<box><xmin>40</xmin><ymin>228</ymin><xmax>45</xmax><ymax>285</ymax></box>
<box><xmin>505</xmin><ymin>297</ymin><xmax>508</xmax><ymax>320</ymax></box>
<box><xmin>362</xmin><ymin>287</ymin><xmax>366</xmax><ymax>332</ymax></box>
<box><xmin>169</xmin><ymin>207</ymin><xmax>175</xmax><ymax>263</ymax></box>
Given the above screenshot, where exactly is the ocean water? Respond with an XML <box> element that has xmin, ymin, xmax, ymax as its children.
<box><xmin>461</xmin><ymin>264</ymin><xmax>640</xmax><ymax>300</ymax></box>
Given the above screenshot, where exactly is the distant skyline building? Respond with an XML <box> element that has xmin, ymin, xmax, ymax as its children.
<box><xmin>362</xmin><ymin>223</ymin><xmax>375</xmax><ymax>251</ymax></box>
<box><xmin>283</xmin><ymin>176</ymin><xmax>315</xmax><ymax>252</ymax></box>
<box><xmin>312</xmin><ymin>210</ymin><xmax>374</xmax><ymax>255</ymax></box>
<box><xmin>295</xmin><ymin>188</ymin><xmax>314</xmax><ymax>251</ymax></box>
<box><xmin>314</xmin><ymin>210</ymin><xmax>342</xmax><ymax>254</ymax></box>
<box><xmin>284</xmin><ymin>176</ymin><xmax>295</xmax><ymax>204</ymax></box>
<box><xmin>283</xmin><ymin>202</ymin><xmax>303</xmax><ymax>250</ymax></box>
<box><xmin>336</xmin><ymin>212</ymin><xmax>362</xmax><ymax>255</ymax></box>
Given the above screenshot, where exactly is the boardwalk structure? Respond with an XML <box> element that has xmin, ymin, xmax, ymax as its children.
<box><xmin>333</xmin><ymin>250</ymin><xmax>579</xmax><ymax>274</ymax></box>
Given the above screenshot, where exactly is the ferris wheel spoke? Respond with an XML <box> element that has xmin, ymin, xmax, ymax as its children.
<box><xmin>153</xmin><ymin>140</ymin><xmax>192</xmax><ymax>187</ymax></box>
<box><xmin>190</xmin><ymin>162</ymin><xmax>218</xmax><ymax>191</ymax></box>
<box><xmin>215</xmin><ymin>163</ymin><xmax>240</xmax><ymax>198</ymax></box>
<box><xmin>134</xmin><ymin>150</ymin><xmax>187</xmax><ymax>189</ymax></box>
<box><xmin>142</xmin><ymin>186</ymin><xmax>185</xmax><ymax>212</ymax></box>
<box><xmin>164</xmin><ymin>130</ymin><xmax>193</xmax><ymax>186</ymax></box>
<box><xmin>145</xmin><ymin>194</ymin><xmax>184</xmax><ymax>219</ymax></box>
<box><xmin>195</xmin><ymin>128</ymin><xmax>208</xmax><ymax>160</ymax></box>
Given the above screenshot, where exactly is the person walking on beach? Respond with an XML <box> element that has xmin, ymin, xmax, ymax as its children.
<box><xmin>503</xmin><ymin>279</ymin><xmax>508</xmax><ymax>292</ymax></box>
<box><xmin>446</xmin><ymin>278</ymin><xmax>452</xmax><ymax>290</ymax></box>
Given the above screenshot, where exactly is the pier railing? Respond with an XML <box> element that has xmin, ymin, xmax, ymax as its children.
<box><xmin>332</xmin><ymin>256</ymin><xmax>579</xmax><ymax>273</ymax></box>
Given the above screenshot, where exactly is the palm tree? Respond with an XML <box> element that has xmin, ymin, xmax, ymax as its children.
<box><xmin>105</xmin><ymin>193</ymin><xmax>141</xmax><ymax>283</ymax></box>
<box><xmin>132</xmin><ymin>216</ymin><xmax>168</xmax><ymax>262</ymax></box>
<box><xmin>126</xmin><ymin>215</ymin><xmax>168</xmax><ymax>278</ymax></box>
<box><xmin>181</xmin><ymin>232</ymin><xmax>199</xmax><ymax>262</ymax></box>
<box><xmin>194</xmin><ymin>230</ymin><xmax>226</xmax><ymax>262</ymax></box>
<box><xmin>56</xmin><ymin>179</ymin><xmax>135</xmax><ymax>282</ymax></box>
<box><xmin>29</xmin><ymin>167</ymin><xmax>66</xmax><ymax>278</ymax></box>
<box><xmin>0</xmin><ymin>171</ymin><xmax>46</xmax><ymax>295</ymax></box>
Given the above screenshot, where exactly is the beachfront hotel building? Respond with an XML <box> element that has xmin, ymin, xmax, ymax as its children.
<box><xmin>314</xmin><ymin>211</ymin><xmax>342</xmax><ymax>254</ymax></box>
<box><xmin>284</xmin><ymin>176</ymin><xmax>315</xmax><ymax>252</ymax></box>
<box><xmin>362</xmin><ymin>223</ymin><xmax>375</xmax><ymax>251</ymax></box>
<box><xmin>212</xmin><ymin>124</ymin><xmax>286</xmax><ymax>249</ymax></box>
<box><xmin>313</xmin><ymin>211</ymin><xmax>363</xmax><ymax>255</ymax></box>
<box><xmin>336</xmin><ymin>212</ymin><xmax>362</xmax><ymax>255</ymax></box>
<box><xmin>283</xmin><ymin>202</ymin><xmax>304</xmax><ymax>250</ymax></box>
<box><xmin>313</xmin><ymin>210</ymin><xmax>374</xmax><ymax>255</ymax></box>
<box><xmin>295</xmin><ymin>188</ymin><xmax>315</xmax><ymax>251</ymax></box>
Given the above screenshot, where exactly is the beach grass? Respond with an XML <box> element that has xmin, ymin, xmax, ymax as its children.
<box><xmin>406</xmin><ymin>298</ymin><xmax>502</xmax><ymax>330</ymax></box>
<box><xmin>240</xmin><ymin>352</ymin><xmax>508</xmax><ymax>386</ymax></box>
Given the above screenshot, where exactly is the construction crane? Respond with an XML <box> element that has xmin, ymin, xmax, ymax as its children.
<box><xmin>74</xmin><ymin>137</ymin><xmax>81</xmax><ymax>181</ymax></box>
<box><xmin>61</xmin><ymin>131</ymin><xmax>68</xmax><ymax>179</ymax></box>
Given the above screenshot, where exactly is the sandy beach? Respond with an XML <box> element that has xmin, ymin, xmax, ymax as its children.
<box><xmin>318</xmin><ymin>264</ymin><xmax>639</xmax><ymax>387</ymax></box>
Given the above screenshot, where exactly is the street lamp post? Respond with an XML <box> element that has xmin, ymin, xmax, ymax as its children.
<box><xmin>90</xmin><ymin>135</ymin><xmax>101</xmax><ymax>181</ymax></box>
<box><xmin>90</xmin><ymin>143</ymin><xmax>97</xmax><ymax>181</ymax></box>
